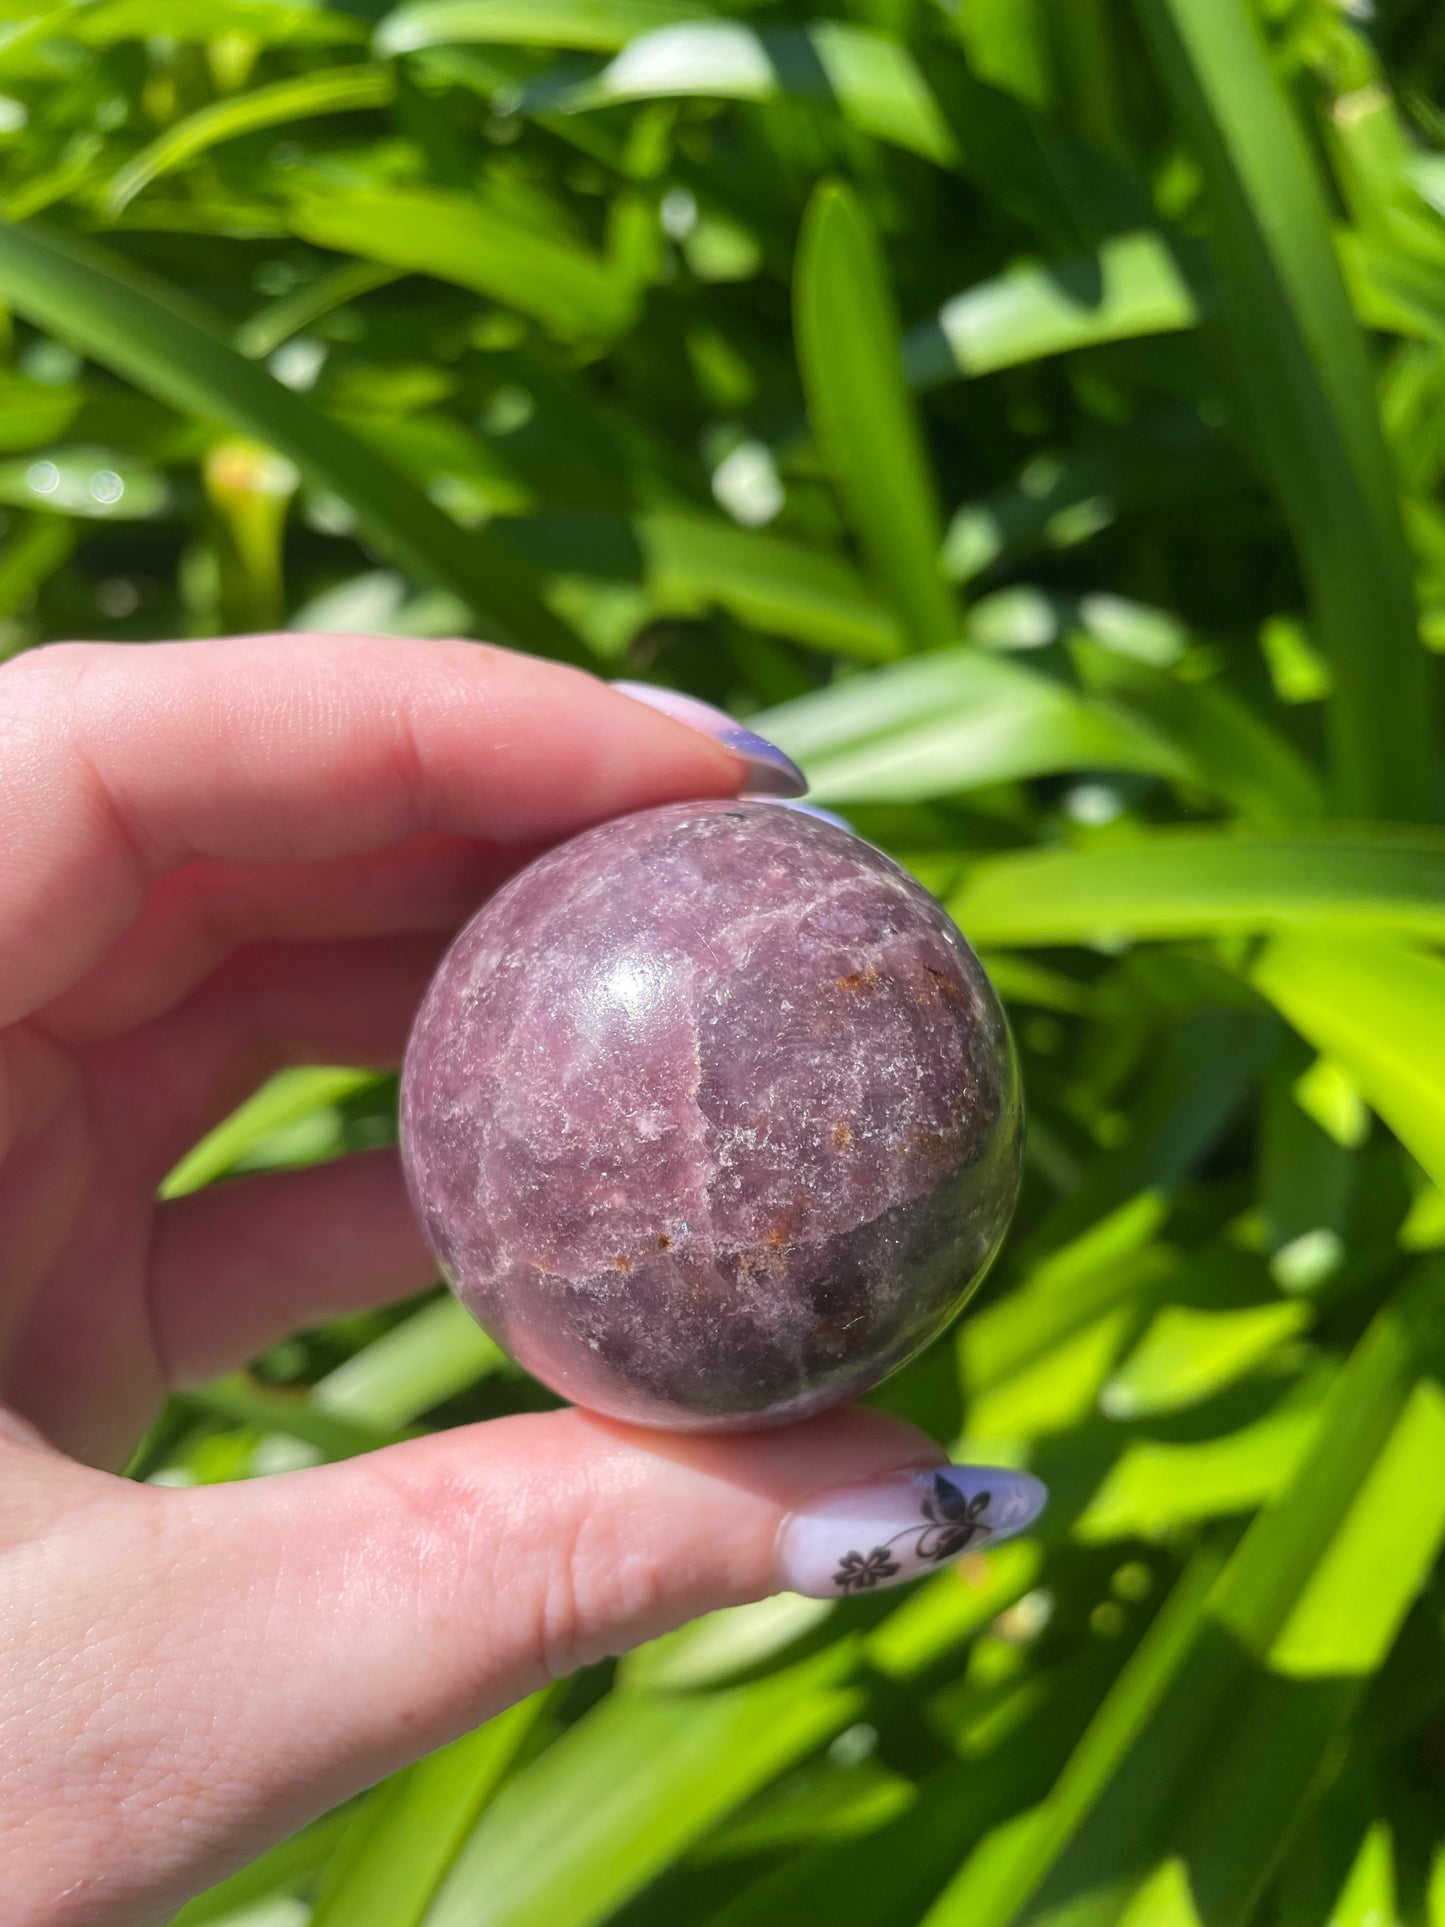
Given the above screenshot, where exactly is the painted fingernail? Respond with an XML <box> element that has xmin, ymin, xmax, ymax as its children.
<box><xmin>776</xmin><ymin>1464</ymin><xmax>1048</xmax><ymax>1599</ymax></box>
<box><xmin>755</xmin><ymin>797</ymin><xmax>853</xmax><ymax>830</ymax></box>
<box><xmin>610</xmin><ymin>681</ymin><xmax>808</xmax><ymax>797</ymax></box>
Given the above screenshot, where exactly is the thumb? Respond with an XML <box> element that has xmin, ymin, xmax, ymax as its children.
<box><xmin>15</xmin><ymin>1408</ymin><xmax>1045</xmax><ymax>1923</ymax></box>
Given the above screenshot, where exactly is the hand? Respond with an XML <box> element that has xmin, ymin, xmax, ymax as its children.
<box><xmin>0</xmin><ymin>634</ymin><xmax>1041</xmax><ymax>1927</ymax></box>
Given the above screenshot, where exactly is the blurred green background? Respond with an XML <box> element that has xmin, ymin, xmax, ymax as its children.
<box><xmin>4</xmin><ymin>0</ymin><xmax>1445</xmax><ymax>1921</ymax></box>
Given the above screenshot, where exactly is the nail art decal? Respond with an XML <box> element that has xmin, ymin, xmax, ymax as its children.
<box><xmin>609</xmin><ymin>680</ymin><xmax>808</xmax><ymax>798</ymax></box>
<box><xmin>777</xmin><ymin>1465</ymin><xmax>1047</xmax><ymax>1599</ymax></box>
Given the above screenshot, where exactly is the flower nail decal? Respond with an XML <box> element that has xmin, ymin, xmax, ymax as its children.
<box><xmin>831</xmin><ymin>1473</ymin><xmax>993</xmax><ymax>1592</ymax></box>
<box><xmin>775</xmin><ymin>1464</ymin><xmax>1047</xmax><ymax>1599</ymax></box>
<box><xmin>834</xmin><ymin>1547</ymin><xmax>903</xmax><ymax>1592</ymax></box>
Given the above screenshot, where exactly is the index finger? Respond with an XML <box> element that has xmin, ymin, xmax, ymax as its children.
<box><xmin>0</xmin><ymin>633</ymin><xmax>750</xmax><ymax>1024</ymax></box>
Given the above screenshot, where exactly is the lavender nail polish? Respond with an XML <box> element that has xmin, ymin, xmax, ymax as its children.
<box><xmin>610</xmin><ymin>680</ymin><xmax>808</xmax><ymax>798</ymax></box>
<box><xmin>776</xmin><ymin>1465</ymin><xmax>1047</xmax><ymax>1599</ymax></box>
<box><xmin>755</xmin><ymin>798</ymin><xmax>854</xmax><ymax>830</ymax></box>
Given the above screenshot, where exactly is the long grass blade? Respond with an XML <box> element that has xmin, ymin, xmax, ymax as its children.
<box><xmin>905</xmin><ymin>232</ymin><xmax>1201</xmax><ymax>391</ymax></box>
<box><xmin>1136</xmin><ymin>0</ymin><xmax>1437</xmax><ymax>819</ymax></box>
<box><xmin>540</xmin><ymin>21</ymin><xmax>958</xmax><ymax>168</ymax></box>
<box><xmin>105</xmin><ymin>65</ymin><xmax>394</xmax><ymax>211</ymax></box>
<box><xmin>1253</xmin><ymin>934</ymin><xmax>1445</xmax><ymax>1193</ymax></box>
<box><xmin>795</xmin><ymin>183</ymin><xmax>957</xmax><ymax>652</ymax></box>
<box><xmin>949</xmin><ymin>827</ymin><xmax>1445</xmax><ymax>948</ymax></box>
<box><xmin>0</xmin><ymin>220</ymin><xmax>588</xmax><ymax>658</ymax></box>
<box><xmin>376</xmin><ymin>0</ymin><xmax>703</xmax><ymax>56</ymax></box>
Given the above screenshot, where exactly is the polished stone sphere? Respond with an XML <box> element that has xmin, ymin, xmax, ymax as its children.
<box><xmin>400</xmin><ymin>800</ymin><xmax>1022</xmax><ymax>1430</ymax></box>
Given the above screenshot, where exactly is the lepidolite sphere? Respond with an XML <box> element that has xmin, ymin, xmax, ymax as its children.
<box><xmin>400</xmin><ymin>800</ymin><xmax>1022</xmax><ymax>1431</ymax></box>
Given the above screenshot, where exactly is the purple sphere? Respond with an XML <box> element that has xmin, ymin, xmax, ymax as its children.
<box><xmin>400</xmin><ymin>800</ymin><xmax>1022</xmax><ymax>1430</ymax></box>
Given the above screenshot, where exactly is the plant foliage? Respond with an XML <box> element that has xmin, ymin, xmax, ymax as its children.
<box><xmin>2</xmin><ymin>0</ymin><xmax>1444</xmax><ymax>1922</ymax></box>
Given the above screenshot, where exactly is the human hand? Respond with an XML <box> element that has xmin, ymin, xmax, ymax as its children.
<box><xmin>0</xmin><ymin>634</ymin><xmax>1044</xmax><ymax>1926</ymax></box>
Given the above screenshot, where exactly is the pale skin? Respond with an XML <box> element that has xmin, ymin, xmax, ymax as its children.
<box><xmin>0</xmin><ymin>634</ymin><xmax>936</xmax><ymax>1927</ymax></box>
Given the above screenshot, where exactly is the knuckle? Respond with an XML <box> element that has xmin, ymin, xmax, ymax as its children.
<box><xmin>533</xmin><ymin>1489</ymin><xmax>667</xmax><ymax>1679</ymax></box>
<box><xmin>355</xmin><ymin>1439</ymin><xmax>669</xmax><ymax>1686</ymax></box>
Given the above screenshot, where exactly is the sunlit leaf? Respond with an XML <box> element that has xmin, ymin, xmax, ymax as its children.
<box><xmin>546</xmin><ymin>20</ymin><xmax>958</xmax><ymax>168</ymax></box>
<box><xmin>376</xmin><ymin>0</ymin><xmax>703</xmax><ymax>56</ymax></box>
<box><xmin>423</xmin><ymin>1651</ymin><xmax>861</xmax><ymax>1927</ymax></box>
<box><xmin>905</xmin><ymin>231</ymin><xmax>1201</xmax><ymax>391</ymax></box>
<box><xmin>0</xmin><ymin>511</ymin><xmax>73</xmax><ymax>622</ymax></box>
<box><xmin>0</xmin><ymin>367</ymin><xmax>79</xmax><ymax>449</ymax></box>
<box><xmin>1075</xmin><ymin>1374</ymin><xmax>1331</xmax><ymax>1542</ymax></box>
<box><xmin>0</xmin><ymin>443</ymin><xmax>167</xmax><ymax>517</ymax></box>
<box><xmin>1101</xmin><ymin>1299</ymin><xmax>1310</xmax><ymax>1420</ymax></box>
<box><xmin>1139</xmin><ymin>0</ymin><xmax>1436</xmax><ymax>819</ymax></box>
<box><xmin>950</xmin><ymin>828</ymin><xmax>1445</xmax><ymax>948</ymax></box>
<box><xmin>312</xmin><ymin>1697</ymin><xmax>549</xmax><ymax>1927</ymax></box>
<box><xmin>161</xmin><ymin>1068</ymin><xmax>379</xmax><ymax>1198</ymax></box>
<box><xmin>795</xmin><ymin>183</ymin><xmax>957</xmax><ymax>653</ymax></box>
<box><xmin>930</xmin><ymin>1270</ymin><xmax>1445</xmax><ymax>1927</ymax></box>
<box><xmin>758</xmin><ymin>648</ymin><xmax>1191</xmax><ymax>803</ymax></box>
<box><xmin>0</xmin><ymin>220</ymin><xmax>586</xmax><ymax>658</ymax></box>
<box><xmin>169</xmin><ymin>1808</ymin><xmax>359</xmax><ymax>1926</ymax></box>
<box><xmin>312</xmin><ymin>1295</ymin><xmax>505</xmax><ymax>1431</ymax></box>
<box><xmin>289</xmin><ymin>187</ymin><xmax>639</xmax><ymax>341</ymax></box>
<box><xmin>640</xmin><ymin>507</ymin><xmax>903</xmax><ymax>662</ymax></box>
<box><xmin>1253</xmin><ymin>934</ymin><xmax>1445</xmax><ymax>1194</ymax></box>
<box><xmin>106</xmin><ymin>65</ymin><xmax>395</xmax><ymax>212</ymax></box>
<box><xmin>73</xmin><ymin>0</ymin><xmax>367</xmax><ymax>44</ymax></box>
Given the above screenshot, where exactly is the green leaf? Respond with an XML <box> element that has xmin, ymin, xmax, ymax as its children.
<box><xmin>0</xmin><ymin>512</ymin><xmax>74</xmax><ymax>624</ymax></box>
<box><xmin>978</xmin><ymin>954</ymin><xmax>1094</xmax><ymax>1017</ymax></box>
<box><xmin>1069</xmin><ymin>638</ymin><xmax>1325</xmax><ymax>823</ymax></box>
<box><xmin>695</xmin><ymin>1753</ymin><xmax>916</xmax><ymax>1860</ymax></box>
<box><xmin>640</xmin><ymin>507</ymin><xmax>904</xmax><ymax>662</ymax></box>
<box><xmin>1136</xmin><ymin>0</ymin><xmax>1437</xmax><ymax>820</ymax></box>
<box><xmin>923</xmin><ymin>1544</ymin><xmax>1230</xmax><ymax>1927</ymax></box>
<box><xmin>0</xmin><ymin>444</ymin><xmax>168</xmax><ymax>518</ymax></box>
<box><xmin>168</xmin><ymin>1806</ymin><xmax>359</xmax><ymax>1926</ymax></box>
<box><xmin>929</xmin><ymin>1271</ymin><xmax>1445</xmax><ymax>1927</ymax></box>
<box><xmin>289</xmin><ymin>186</ymin><xmax>637</xmax><ymax>341</ymax></box>
<box><xmin>161</xmin><ymin>1067</ymin><xmax>379</xmax><ymax>1199</ymax></box>
<box><xmin>423</xmin><ymin>1651</ymin><xmax>861</xmax><ymax>1927</ymax></box>
<box><xmin>624</xmin><ymin>1594</ymin><xmax>834</xmax><ymax>1692</ymax></box>
<box><xmin>1209</xmin><ymin>1270</ymin><xmax>1445</xmax><ymax>1670</ymax></box>
<box><xmin>106</xmin><ymin>65</ymin><xmax>395</xmax><ymax>213</ymax></box>
<box><xmin>235</xmin><ymin>258</ymin><xmax>403</xmax><ymax>361</ymax></box>
<box><xmin>758</xmin><ymin>648</ymin><xmax>1190</xmax><ymax>803</ymax></box>
<box><xmin>940</xmin><ymin>411</ymin><xmax>1231</xmax><ymax>586</ymax></box>
<box><xmin>1253</xmin><ymin>934</ymin><xmax>1445</xmax><ymax>1194</ymax></box>
<box><xmin>550</xmin><ymin>21</ymin><xmax>958</xmax><ymax>169</ymax></box>
<box><xmin>0</xmin><ymin>220</ymin><xmax>587</xmax><ymax>658</ymax></box>
<box><xmin>0</xmin><ymin>367</ymin><xmax>80</xmax><ymax>449</ymax></box>
<box><xmin>1028</xmin><ymin>1012</ymin><xmax>1279</xmax><ymax>1258</ymax></box>
<box><xmin>905</xmin><ymin>232</ymin><xmax>1201</xmax><ymax>391</ymax></box>
<box><xmin>376</xmin><ymin>0</ymin><xmax>703</xmax><ymax>56</ymax></box>
<box><xmin>1264</xmin><ymin>1376</ymin><xmax>1445</xmax><ymax>1678</ymax></box>
<box><xmin>960</xmin><ymin>1199</ymin><xmax>1174</xmax><ymax>1408</ymax></box>
<box><xmin>312</xmin><ymin>1295</ymin><xmax>506</xmax><ymax>1431</ymax></box>
<box><xmin>71</xmin><ymin>0</ymin><xmax>368</xmax><ymax>44</ymax></box>
<box><xmin>949</xmin><ymin>827</ymin><xmax>1445</xmax><ymax>949</ymax></box>
<box><xmin>189</xmin><ymin>1371</ymin><xmax>408</xmax><ymax>1461</ymax></box>
<box><xmin>1075</xmin><ymin>1374</ymin><xmax>1331</xmax><ymax>1542</ymax></box>
<box><xmin>795</xmin><ymin>183</ymin><xmax>957</xmax><ymax>652</ymax></box>
<box><xmin>1100</xmin><ymin>1299</ymin><xmax>1311</xmax><ymax>1420</ymax></box>
<box><xmin>867</xmin><ymin>1540</ymin><xmax>1045</xmax><ymax>1682</ymax></box>
<box><xmin>312</xmin><ymin>1696</ymin><xmax>548</xmax><ymax>1927</ymax></box>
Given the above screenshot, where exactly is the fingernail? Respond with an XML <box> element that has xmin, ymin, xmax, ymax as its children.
<box><xmin>755</xmin><ymin>797</ymin><xmax>853</xmax><ymax>831</ymax></box>
<box><xmin>610</xmin><ymin>681</ymin><xmax>808</xmax><ymax>798</ymax></box>
<box><xmin>776</xmin><ymin>1464</ymin><xmax>1048</xmax><ymax>1599</ymax></box>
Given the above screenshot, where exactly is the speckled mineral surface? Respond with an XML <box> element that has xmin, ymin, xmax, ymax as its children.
<box><xmin>401</xmin><ymin>799</ymin><xmax>1022</xmax><ymax>1430</ymax></box>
